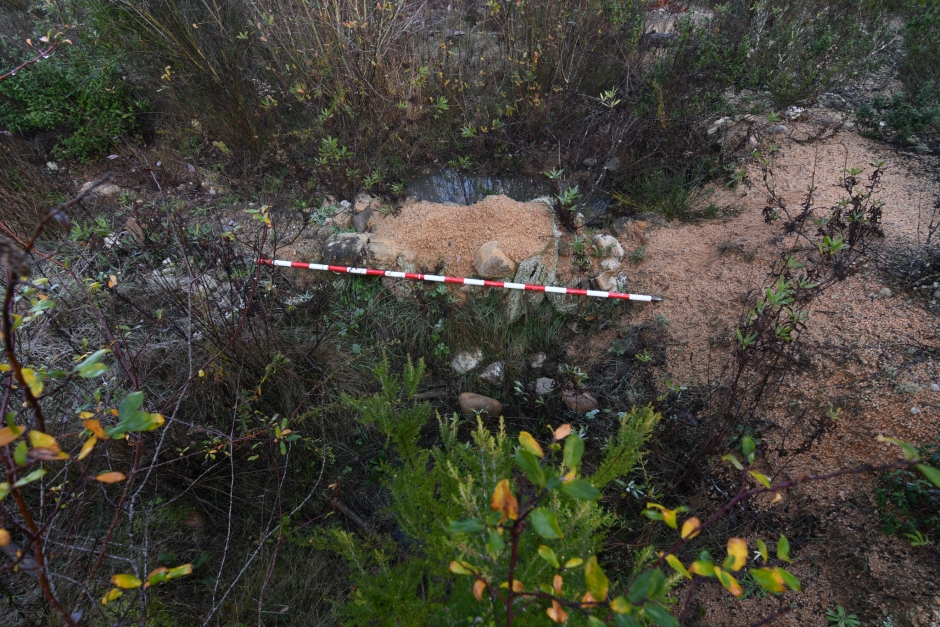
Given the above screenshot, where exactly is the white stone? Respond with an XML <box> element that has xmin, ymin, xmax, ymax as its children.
<box><xmin>479</xmin><ymin>362</ymin><xmax>505</xmax><ymax>385</ymax></box>
<box><xmin>535</xmin><ymin>377</ymin><xmax>555</xmax><ymax>395</ymax></box>
<box><xmin>451</xmin><ymin>348</ymin><xmax>483</xmax><ymax>374</ymax></box>
<box><xmin>593</xmin><ymin>235</ymin><xmax>624</xmax><ymax>260</ymax></box>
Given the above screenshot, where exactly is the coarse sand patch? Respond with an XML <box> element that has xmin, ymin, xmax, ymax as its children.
<box><xmin>370</xmin><ymin>195</ymin><xmax>557</xmax><ymax>277</ymax></box>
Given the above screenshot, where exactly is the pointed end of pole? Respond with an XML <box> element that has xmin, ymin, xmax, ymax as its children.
<box><xmin>650</xmin><ymin>295</ymin><xmax>664</xmax><ymax>302</ymax></box>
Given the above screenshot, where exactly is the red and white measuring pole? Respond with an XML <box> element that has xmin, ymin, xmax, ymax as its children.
<box><xmin>258</xmin><ymin>258</ymin><xmax>662</xmax><ymax>302</ymax></box>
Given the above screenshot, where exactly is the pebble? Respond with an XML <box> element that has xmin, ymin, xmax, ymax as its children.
<box><xmin>593</xmin><ymin>234</ymin><xmax>624</xmax><ymax>260</ymax></box>
<box><xmin>878</xmin><ymin>287</ymin><xmax>893</xmax><ymax>298</ymax></box>
<box><xmin>769</xmin><ymin>125</ymin><xmax>789</xmax><ymax>135</ymax></box>
<box><xmin>931</xmin><ymin>384</ymin><xmax>940</xmax><ymax>392</ymax></box>
<box><xmin>910</xmin><ymin>407</ymin><xmax>921</xmax><ymax>415</ymax></box>
<box><xmin>479</xmin><ymin>362</ymin><xmax>505</xmax><ymax>385</ymax></box>
<box><xmin>458</xmin><ymin>392</ymin><xmax>502</xmax><ymax>418</ymax></box>
<box><xmin>535</xmin><ymin>377</ymin><xmax>555</xmax><ymax>395</ymax></box>
<box><xmin>529</xmin><ymin>353</ymin><xmax>547</xmax><ymax>369</ymax></box>
<box><xmin>451</xmin><ymin>349</ymin><xmax>483</xmax><ymax>374</ymax></box>
<box><xmin>563</xmin><ymin>389</ymin><xmax>598</xmax><ymax>413</ymax></box>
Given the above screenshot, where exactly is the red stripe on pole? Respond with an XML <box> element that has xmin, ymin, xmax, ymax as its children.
<box><xmin>366</xmin><ymin>269</ymin><xmax>385</xmax><ymax>276</ymax></box>
<box><xmin>567</xmin><ymin>289</ymin><xmax>588</xmax><ymax>296</ymax></box>
<box><xmin>525</xmin><ymin>284</ymin><xmax>545</xmax><ymax>292</ymax></box>
<box><xmin>483</xmin><ymin>280</ymin><xmax>504</xmax><ymax>288</ymax></box>
<box><xmin>405</xmin><ymin>272</ymin><xmax>424</xmax><ymax>280</ymax></box>
<box><xmin>444</xmin><ymin>276</ymin><xmax>463</xmax><ymax>284</ymax></box>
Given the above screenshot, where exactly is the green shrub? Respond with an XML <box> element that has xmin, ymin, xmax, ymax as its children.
<box><xmin>313</xmin><ymin>356</ymin><xmax>660</xmax><ymax>626</ymax></box>
<box><xmin>858</xmin><ymin>1</ymin><xmax>940</xmax><ymax>142</ymax></box>
<box><xmin>876</xmin><ymin>440</ymin><xmax>940</xmax><ymax>544</ymax></box>
<box><xmin>0</xmin><ymin>44</ymin><xmax>146</xmax><ymax>160</ymax></box>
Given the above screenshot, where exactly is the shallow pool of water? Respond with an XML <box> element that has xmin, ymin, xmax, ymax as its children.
<box><xmin>406</xmin><ymin>169</ymin><xmax>610</xmax><ymax>218</ymax></box>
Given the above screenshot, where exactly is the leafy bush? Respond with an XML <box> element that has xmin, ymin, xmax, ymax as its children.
<box><xmin>876</xmin><ymin>440</ymin><xmax>940</xmax><ymax>544</ymax></box>
<box><xmin>0</xmin><ymin>44</ymin><xmax>146</xmax><ymax>160</ymax></box>
<box><xmin>858</xmin><ymin>1</ymin><xmax>940</xmax><ymax>142</ymax></box>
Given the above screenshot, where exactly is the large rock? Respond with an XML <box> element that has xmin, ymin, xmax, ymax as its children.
<box><xmin>458</xmin><ymin>392</ymin><xmax>502</xmax><ymax>418</ymax></box>
<box><xmin>474</xmin><ymin>241</ymin><xmax>516</xmax><ymax>279</ymax></box>
<box><xmin>79</xmin><ymin>182</ymin><xmax>121</xmax><ymax>198</ymax></box>
<box><xmin>506</xmin><ymin>255</ymin><xmax>549</xmax><ymax>323</ymax></box>
<box><xmin>362</xmin><ymin>235</ymin><xmax>397</xmax><ymax>266</ymax></box>
<box><xmin>633</xmin><ymin>211</ymin><xmax>669</xmax><ymax>229</ymax></box>
<box><xmin>452</xmin><ymin>348</ymin><xmax>483</xmax><ymax>374</ymax></box>
<box><xmin>563</xmin><ymin>389</ymin><xmax>598</xmax><ymax>413</ymax></box>
<box><xmin>593</xmin><ymin>234</ymin><xmax>624</xmax><ymax>260</ymax></box>
<box><xmin>323</xmin><ymin>233</ymin><xmax>368</xmax><ymax>265</ymax></box>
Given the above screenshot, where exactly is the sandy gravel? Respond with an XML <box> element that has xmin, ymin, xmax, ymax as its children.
<box><xmin>370</xmin><ymin>195</ymin><xmax>556</xmax><ymax>276</ymax></box>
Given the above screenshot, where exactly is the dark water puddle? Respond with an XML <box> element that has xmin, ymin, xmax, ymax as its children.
<box><xmin>406</xmin><ymin>169</ymin><xmax>610</xmax><ymax>218</ymax></box>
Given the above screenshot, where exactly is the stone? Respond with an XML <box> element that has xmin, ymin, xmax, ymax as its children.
<box><xmin>747</xmin><ymin>135</ymin><xmax>759</xmax><ymax>150</ymax></box>
<box><xmin>600</xmin><ymin>258</ymin><xmax>622</xmax><ymax>272</ymax></box>
<box><xmin>911</xmin><ymin>407</ymin><xmax>921</xmax><ymax>415</ymax></box>
<box><xmin>474</xmin><ymin>241</ymin><xmax>516</xmax><ymax>279</ymax></box>
<box><xmin>529</xmin><ymin>353</ymin><xmax>547</xmax><ymax>369</ymax></box>
<box><xmin>571</xmin><ymin>212</ymin><xmax>585</xmax><ymax>228</ymax></box>
<box><xmin>914</xmin><ymin>143</ymin><xmax>931</xmax><ymax>154</ymax></box>
<box><xmin>451</xmin><ymin>348</ymin><xmax>483</xmax><ymax>374</ymax></box>
<box><xmin>769</xmin><ymin>124</ymin><xmax>789</xmax><ymax>135</ymax></box>
<box><xmin>323</xmin><ymin>233</ymin><xmax>368</xmax><ymax>265</ymax></box>
<box><xmin>707</xmin><ymin>117</ymin><xmax>731</xmax><ymax>136</ymax></box>
<box><xmin>604</xmin><ymin>157</ymin><xmax>621</xmax><ymax>172</ymax></box>
<box><xmin>507</xmin><ymin>255</ymin><xmax>550</xmax><ymax>322</ymax></box>
<box><xmin>354</xmin><ymin>193</ymin><xmax>374</xmax><ymax>212</ymax></box>
<box><xmin>124</xmin><ymin>218</ymin><xmax>144</xmax><ymax>243</ymax></box>
<box><xmin>583</xmin><ymin>157</ymin><xmax>598</xmax><ymax>167</ymax></box>
<box><xmin>593</xmin><ymin>234</ymin><xmax>624</xmax><ymax>260</ymax></box>
<box><xmin>362</xmin><ymin>235</ymin><xmax>397</xmax><ymax>266</ymax></box>
<box><xmin>632</xmin><ymin>211</ymin><xmax>669</xmax><ymax>228</ymax></box>
<box><xmin>611</xmin><ymin>216</ymin><xmax>631</xmax><ymax>236</ymax></box>
<box><xmin>595</xmin><ymin>270</ymin><xmax>619</xmax><ymax>292</ymax></box>
<box><xmin>563</xmin><ymin>389</ymin><xmax>598</xmax><ymax>413</ymax></box>
<box><xmin>458</xmin><ymin>392</ymin><xmax>502</xmax><ymax>418</ymax></box>
<box><xmin>535</xmin><ymin>377</ymin><xmax>555</xmax><ymax>395</ymax></box>
<box><xmin>353</xmin><ymin>208</ymin><xmax>373</xmax><ymax>233</ymax></box>
<box><xmin>878</xmin><ymin>287</ymin><xmax>893</xmax><ymax>298</ymax></box>
<box><xmin>442</xmin><ymin>201</ymin><xmax>465</xmax><ymax>207</ymax></box>
<box><xmin>930</xmin><ymin>384</ymin><xmax>939</xmax><ymax>392</ymax></box>
<box><xmin>479</xmin><ymin>362</ymin><xmax>505</xmax><ymax>385</ymax></box>
<box><xmin>296</xmin><ymin>241</ymin><xmax>323</xmax><ymax>263</ymax></box>
<box><xmin>785</xmin><ymin>106</ymin><xmax>805</xmax><ymax>121</ymax></box>
<box><xmin>79</xmin><ymin>181</ymin><xmax>121</xmax><ymax>197</ymax></box>
<box><xmin>328</xmin><ymin>208</ymin><xmax>353</xmax><ymax>230</ymax></box>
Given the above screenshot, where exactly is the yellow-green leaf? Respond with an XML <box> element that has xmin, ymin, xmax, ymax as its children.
<box><xmin>680</xmin><ymin>517</ymin><xmax>700</xmax><ymax>540</ymax></box>
<box><xmin>101</xmin><ymin>588</ymin><xmax>122</xmax><ymax>605</ymax></box>
<box><xmin>0</xmin><ymin>482</ymin><xmax>9</xmax><ymax>501</ymax></box>
<box><xmin>538</xmin><ymin>545</ymin><xmax>559</xmax><ymax>568</ymax></box>
<box><xmin>449</xmin><ymin>561</ymin><xmax>474</xmax><ymax>575</ymax></box>
<box><xmin>13</xmin><ymin>467</ymin><xmax>46</xmax><ymax>487</ymax></box>
<box><xmin>722</xmin><ymin>453</ymin><xmax>744</xmax><ymax>470</ymax></box>
<box><xmin>111</xmin><ymin>574</ymin><xmax>142</xmax><ymax>589</ymax></box>
<box><xmin>917</xmin><ymin>464</ymin><xmax>940</xmax><ymax>488</ymax></box>
<box><xmin>776</xmin><ymin>535</ymin><xmax>791</xmax><ymax>563</ymax></box>
<box><xmin>749</xmin><ymin>471</ymin><xmax>772</xmax><ymax>488</ymax></box>
<box><xmin>610</xmin><ymin>596</ymin><xmax>632</xmax><ymax>614</ymax></box>
<box><xmin>22</xmin><ymin>368</ymin><xmax>43</xmax><ymax>397</ymax></box>
<box><xmin>750</xmin><ymin>567</ymin><xmax>785</xmax><ymax>594</ymax></box>
<box><xmin>78</xmin><ymin>436</ymin><xmax>97</xmax><ymax>461</ymax></box>
<box><xmin>29</xmin><ymin>431</ymin><xmax>59</xmax><ymax>450</ymax></box>
<box><xmin>564</xmin><ymin>557</ymin><xmax>583</xmax><ymax>569</ymax></box>
<box><xmin>756</xmin><ymin>539</ymin><xmax>769</xmax><ymax>562</ymax></box>
<box><xmin>167</xmin><ymin>564</ymin><xmax>192</xmax><ymax>580</ymax></box>
<box><xmin>775</xmin><ymin>567</ymin><xmax>801</xmax><ymax>591</ymax></box>
<box><xmin>584</xmin><ymin>556</ymin><xmax>609</xmax><ymax>601</ymax></box>
<box><xmin>714</xmin><ymin>567</ymin><xmax>743</xmax><ymax>597</ymax></box>
<box><xmin>726</xmin><ymin>538</ymin><xmax>747</xmax><ymax>571</ymax></box>
<box><xmin>518</xmin><ymin>431</ymin><xmax>544</xmax><ymax>457</ymax></box>
<box><xmin>665</xmin><ymin>554</ymin><xmax>691</xmax><ymax>579</ymax></box>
